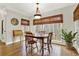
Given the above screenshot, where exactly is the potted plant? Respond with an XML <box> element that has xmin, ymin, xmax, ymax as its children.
<box><xmin>62</xmin><ymin>29</ymin><xmax>77</xmax><ymax>49</ymax></box>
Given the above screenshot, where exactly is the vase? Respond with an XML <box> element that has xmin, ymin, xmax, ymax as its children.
<box><xmin>66</xmin><ymin>42</ymin><xmax>73</xmax><ymax>49</ymax></box>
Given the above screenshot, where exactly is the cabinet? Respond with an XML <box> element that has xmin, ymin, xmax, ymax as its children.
<box><xmin>13</xmin><ymin>30</ymin><xmax>23</xmax><ymax>43</ymax></box>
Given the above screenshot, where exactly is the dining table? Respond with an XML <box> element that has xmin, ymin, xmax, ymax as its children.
<box><xmin>25</xmin><ymin>34</ymin><xmax>48</xmax><ymax>56</ymax></box>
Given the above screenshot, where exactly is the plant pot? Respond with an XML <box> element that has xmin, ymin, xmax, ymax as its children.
<box><xmin>66</xmin><ymin>42</ymin><xmax>73</xmax><ymax>49</ymax></box>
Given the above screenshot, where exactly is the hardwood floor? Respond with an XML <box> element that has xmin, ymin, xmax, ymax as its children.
<box><xmin>0</xmin><ymin>41</ymin><xmax>79</xmax><ymax>56</ymax></box>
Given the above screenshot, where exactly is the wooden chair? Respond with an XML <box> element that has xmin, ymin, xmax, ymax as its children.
<box><xmin>25</xmin><ymin>32</ymin><xmax>38</xmax><ymax>55</ymax></box>
<box><xmin>44</xmin><ymin>32</ymin><xmax>53</xmax><ymax>54</ymax></box>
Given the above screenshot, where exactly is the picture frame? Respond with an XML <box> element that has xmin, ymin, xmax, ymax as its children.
<box><xmin>11</xmin><ymin>18</ymin><xmax>19</xmax><ymax>25</ymax></box>
<box><xmin>21</xmin><ymin>19</ymin><xmax>29</xmax><ymax>26</ymax></box>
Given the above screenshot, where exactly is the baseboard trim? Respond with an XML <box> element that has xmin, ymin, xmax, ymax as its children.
<box><xmin>5</xmin><ymin>39</ymin><xmax>25</xmax><ymax>45</ymax></box>
<box><xmin>52</xmin><ymin>40</ymin><xmax>66</xmax><ymax>46</ymax></box>
<box><xmin>52</xmin><ymin>42</ymin><xmax>66</xmax><ymax>46</ymax></box>
<box><xmin>0</xmin><ymin>40</ymin><xmax>6</xmax><ymax>45</ymax></box>
<box><xmin>6</xmin><ymin>41</ymin><xmax>13</xmax><ymax>45</ymax></box>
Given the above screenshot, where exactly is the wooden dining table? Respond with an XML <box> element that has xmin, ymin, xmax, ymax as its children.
<box><xmin>25</xmin><ymin>35</ymin><xmax>48</xmax><ymax>56</ymax></box>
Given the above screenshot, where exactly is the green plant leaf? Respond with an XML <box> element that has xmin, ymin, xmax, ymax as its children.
<box><xmin>62</xmin><ymin>29</ymin><xmax>77</xmax><ymax>43</ymax></box>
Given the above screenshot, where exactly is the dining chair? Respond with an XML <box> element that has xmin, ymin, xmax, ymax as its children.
<box><xmin>38</xmin><ymin>31</ymin><xmax>46</xmax><ymax>35</ymax></box>
<box><xmin>44</xmin><ymin>32</ymin><xmax>53</xmax><ymax>54</ymax></box>
<box><xmin>25</xmin><ymin>32</ymin><xmax>38</xmax><ymax>55</ymax></box>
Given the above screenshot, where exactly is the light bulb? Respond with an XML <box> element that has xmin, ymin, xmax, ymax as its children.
<box><xmin>34</xmin><ymin>15</ymin><xmax>41</xmax><ymax>19</ymax></box>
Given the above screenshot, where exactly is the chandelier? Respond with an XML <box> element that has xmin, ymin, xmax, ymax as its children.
<box><xmin>34</xmin><ymin>3</ymin><xmax>42</xmax><ymax>19</ymax></box>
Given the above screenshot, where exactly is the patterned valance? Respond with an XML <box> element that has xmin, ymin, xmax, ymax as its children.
<box><xmin>74</xmin><ymin>4</ymin><xmax>79</xmax><ymax>21</ymax></box>
<box><xmin>33</xmin><ymin>14</ymin><xmax>63</xmax><ymax>25</ymax></box>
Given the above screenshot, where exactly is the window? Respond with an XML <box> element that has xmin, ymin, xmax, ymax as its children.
<box><xmin>34</xmin><ymin>23</ymin><xmax>62</xmax><ymax>41</ymax></box>
<box><xmin>75</xmin><ymin>20</ymin><xmax>79</xmax><ymax>46</ymax></box>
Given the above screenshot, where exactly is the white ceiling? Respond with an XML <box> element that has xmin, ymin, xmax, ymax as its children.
<box><xmin>0</xmin><ymin>3</ymin><xmax>75</xmax><ymax>19</ymax></box>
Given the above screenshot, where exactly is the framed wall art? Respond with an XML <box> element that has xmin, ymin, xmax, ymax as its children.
<box><xmin>11</xmin><ymin>18</ymin><xmax>19</xmax><ymax>25</ymax></box>
<box><xmin>21</xmin><ymin>18</ymin><xmax>29</xmax><ymax>26</ymax></box>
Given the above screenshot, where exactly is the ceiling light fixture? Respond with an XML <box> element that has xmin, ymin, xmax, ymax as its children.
<box><xmin>34</xmin><ymin>3</ymin><xmax>42</xmax><ymax>19</ymax></box>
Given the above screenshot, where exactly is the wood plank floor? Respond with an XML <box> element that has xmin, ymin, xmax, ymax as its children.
<box><xmin>0</xmin><ymin>41</ymin><xmax>79</xmax><ymax>56</ymax></box>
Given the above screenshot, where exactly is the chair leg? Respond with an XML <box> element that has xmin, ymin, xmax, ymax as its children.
<box><xmin>31</xmin><ymin>44</ymin><xmax>33</xmax><ymax>55</ymax></box>
<box><xmin>48</xmin><ymin>44</ymin><xmax>50</xmax><ymax>54</ymax></box>
<box><xmin>25</xmin><ymin>46</ymin><xmax>28</xmax><ymax>55</ymax></box>
<box><xmin>50</xmin><ymin>40</ymin><xmax>52</xmax><ymax>48</ymax></box>
<box><xmin>50</xmin><ymin>43</ymin><xmax>52</xmax><ymax>48</ymax></box>
<box><xmin>25</xmin><ymin>41</ymin><xmax>28</xmax><ymax>55</ymax></box>
<box><xmin>36</xmin><ymin>43</ymin><xmax>38</xmax><ymax>52</ymax></box>
<box><xmin>39</xmin><ymin>46</ymin><xmax>42</xmax><ymax>54</ymax></box>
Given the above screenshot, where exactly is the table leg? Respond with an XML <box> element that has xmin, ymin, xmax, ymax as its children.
<box><xmin>31</xmin><ymin>44</ymin><xmax>33</xmax><ymax>55</ymax></box>
<box><xmin>41</xmin><ymin>38</ymin><xmax>44</xmax><ymax>56</ymax></box>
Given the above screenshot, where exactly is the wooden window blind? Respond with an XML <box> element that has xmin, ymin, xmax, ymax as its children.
<box><xmin>33</xmin><ymin>14</ymin><xmax>63</xmax><ymax>25</ymax></box>
<box><xmin>74</xmin><ymin>4</ymin><xmax>79</xmax><ymax>21</ymax></box>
